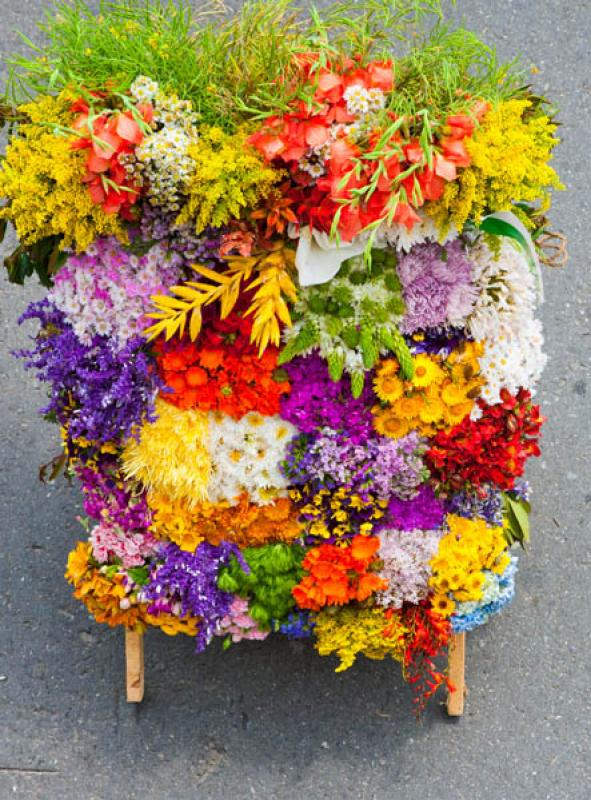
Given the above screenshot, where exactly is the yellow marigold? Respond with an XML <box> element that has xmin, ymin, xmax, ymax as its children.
<box><xmin>428</xmin><ymin>515</ymin><xmax>509</xmax><ymax>613</ymax></box>
<box><xmin>145</xmin><ymin>612</ymin><xmax>199</xmax><ymax>637</ymax></box>
<box><xmin>176</xmin><ymin>126</ymin><xmax>283</xmax><ymax>233</ymax></box>
<box><xmin>0</xmin><ymin>93</ymin><xmax>126</xmax><ymax>250</ymax></box>
<box><xmin>148</xmin><ymin>490</ymin><xmax>303</xmax><ymax>550</ymax></box>
<box><xmin>426</xmin><ymin>98</ymin><xmax>564</xmax><ymax>232</ymax></box>
<box><xmin>314</xmin><ymin>606</ymin><xmax>408</xmax><ymax>672</ymax></box>
<box><xmin>122</xmin><ymin>399</ymin><xmax>211</xmax><ymax>505</ymax></box>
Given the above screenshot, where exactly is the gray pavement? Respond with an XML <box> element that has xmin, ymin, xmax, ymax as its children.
<box><xmin>0</xmin><ymin>1</ymin><xmax>590</xmax><ymax>799</ymax></box>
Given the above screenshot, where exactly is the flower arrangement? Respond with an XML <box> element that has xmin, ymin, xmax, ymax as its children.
<box><xmin>3</xmin><ymin>0</ymin><xmax>563</xmax><ymax>713</ymax></box>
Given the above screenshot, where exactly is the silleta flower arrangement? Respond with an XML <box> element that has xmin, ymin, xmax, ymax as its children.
<box><xmin>2</xmin><ymin>0</ymin><xmax>564</xmax><ymax>713</ymax></box>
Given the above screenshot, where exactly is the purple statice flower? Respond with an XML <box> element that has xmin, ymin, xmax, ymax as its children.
<box><xmin>143</xmin><ymin>542</ymin><xmax>246</xmax><ymax>652</ymax></box>
<box><xmin>407</xmin><ymin>328</ymin><xmax>467</xmax><ymax>357</ymax></box>
<box><xmin>136</xmin><ymin>203</ymin><xmax>227</xmax><ymax>267</ymax></box>
<box><xmin>370</xmin><ymin>432</ymin><xmax>428</xmax><ymax>500</ymax></box>
<box><xmin>446</xmin><ymin>486</ymin><xmax>504</xmax><ymax>527</ymax></box>
<box><xmin>17</xmin><ymin>300</ymin><xmax>160</xmax><ymax>445</ymax></box>
<box><xmin>398</xmin><ymin>240</ymin><xmax>478</xmax><ymax>334</ymax></box>
<box><xmin>75</xmin><ymin>454</ymin><xmax>152</xmax><ymax>532</ymax></box>
<box><xmin>280</xmin><ymin>353</ymin><xmax>375</xmax><ymax>441</ymax></box>
<box><xmin>380</xmin><ymin>485</ymin><xmax>446</xmax><ymax>532</ymax></box>
<box><xmin>511</xmin><ymin>478</ymin><xmax>530</xmax><ymax>502</ymax></box>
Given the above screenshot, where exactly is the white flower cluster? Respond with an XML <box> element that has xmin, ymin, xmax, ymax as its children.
<box><xmin>467</xmin><ymin>239</ymin><xmax>547</xmax><ymax>405</ymax></box>
<box><xmin>48</xmin><ymin>238</ymin><xmax>183</xmax><ymax>347</ymax></box>
<box><xmin>376</xmin><ymin>527</ymin><xmax>443</xmax><ymax>609</ymax></box>
<box><xmin>206</xmin><ymin>413</ymin><xmax>297</xmax><ymax>505</ymax></box>
<box><xmin>343</xmin><ymin>85</ymin><xmax>386</xmax><ymax>117</ymax></box>
<box><xmin>129</xmin><ymin>75</ymin><xmax>200</xmax><ymax>213</ymax></box>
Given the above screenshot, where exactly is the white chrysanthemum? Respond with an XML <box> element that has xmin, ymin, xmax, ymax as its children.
<box><xmin>206</xmin><ymin>413</ymin><xmax>297</xmax><ymax>505</ymax></box>
<box><xmin>379</xmin><ymin>212</ymin><xmax>457</xmax><ymax>252</ymax></box>
<box><xmin>467</xmin><ymin>239</ymin><xmax>546</xmax><ymax>400</ymax></box>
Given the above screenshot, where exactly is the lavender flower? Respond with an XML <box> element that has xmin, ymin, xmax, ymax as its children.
<box><xmin>136</xmin><ymin>203</ymin><xmax>227</xmax><ymax>267</ymax></box>
<box><xmin>398</xmin><ymin>240</ymin><xmax>478</xmax><ymax>333</ymax></box>
<box><xmin>17</xmin><ymin>300</ymin><xmax>160</xmax><ymax>445</ymax></box>
<box><xmin>446</xmin><ymin>486</ymin><xmax>504</xmax><ymax>527</ymax></box>
<box><xmin>143</xmin><ymin>542</ymin><xmax>246</xmax><ymax>652</ymax></box>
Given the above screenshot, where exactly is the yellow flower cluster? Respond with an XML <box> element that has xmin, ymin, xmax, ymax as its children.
<box><xmin>145</xmin><ymin>612</ymin><xmax>199</xmax><ymax>637</ymax></box>
<box><xmin>289</xmin><ymin>485</ymin><xmax>388</xmax><ymax>539</ymax></box>
<box><xmin>122</xmin><ymin>399</ymin><xmax>211</xmax><ymax>504</ymax></box>
<box><xmin>176</xmin><ymin>126</ymin><xmax>282</xmax><ymax>233</ymax></box>
<box><xmin>65</xmin><ymin>542</ymin><xmax>147</xmax><ymax>631</ymax></box>
<box><xmin>148</xmin><ymin>491</ymin><xmax>303</xmax><ymax>551</ymax></box>
<box><xmin>0</xmin><ymin>94</ymin><xmax>126</xmax><ymax>250</ymax></box>
<box><xmin>314</xmin><ymin>607</ymin><xmax>408</xmax><ymax>672</ymax></box>
<box><xmin>372</xmin><ymin>343</ymin><xmax>484</xmax><ymax>439</ymax></box>
<box><xmin>428</xmin><ymin>514</ymin><xmax>511</xmax><ymax>617</ymax></box>
<box><xmin>427</xmin><ymin>99</ymin><xmax>564</xmax><ymax>232</ymax></box>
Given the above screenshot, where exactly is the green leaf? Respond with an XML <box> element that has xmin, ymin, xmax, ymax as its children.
<box><xmin>128</xmin><ymin>566</ymin><xmax>150</xmax><ymax>586</ymax></box>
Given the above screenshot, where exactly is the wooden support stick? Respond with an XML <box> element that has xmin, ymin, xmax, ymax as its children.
<box><xmin>446</xmin><ymin>632</ymin><xmax>466</xmax><ymax>717</ymax></box>
<box><xmin>125</xmin><ymin>629</ymin><xmax>144</xmax><ymax>703</ymax></box>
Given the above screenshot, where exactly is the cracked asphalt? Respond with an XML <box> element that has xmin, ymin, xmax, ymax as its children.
<box><xmin>0</xmin><ymin>1</ymin><xmax>590</xmax><ymax>798</ymax></box>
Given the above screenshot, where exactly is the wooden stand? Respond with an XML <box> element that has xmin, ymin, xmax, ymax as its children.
<box><xmin>446</xmin><ymin>632</ymin><xmax>466</xmax><ymax>716</ymax></box>
<box><xmin>124</xmin><ymin>628</ymin><xmax>467</xmax><ymax>713</ymax></box>
<box><xmin>125</xmin><ymin>629</ymin><xmax>144</xmax><ymax>703</ymax></box>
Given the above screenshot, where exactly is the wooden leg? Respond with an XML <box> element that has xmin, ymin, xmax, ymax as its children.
<box><xmin>125</xmin><ymin>629</ymin><xmax>144</xmax><ymax>703</ymax></box>
<box><xmin>446</xmin><ymin>632</ymin><xmax>466</xmax><ymax>716</ymax></box>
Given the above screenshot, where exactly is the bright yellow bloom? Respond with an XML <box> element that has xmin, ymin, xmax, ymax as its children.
<box><xmin>373</xmin><ymin>371</ymin><xmax>404</xmax><ymax>403</ymax></box>
<box><xmin>0</xmin><ymin>93</ymin><xmax>126</xmax><ymax>250</ymax></box>
<box><xmin>122</xmin><ymin>399</ymin><xmax>211</xmax><ymax>505</ymax></box>
<box><xmin>372</xmin><ymin>409</ymin><xmax>413</xmax><ymax>439</ymax></box>
<box><xmin>176</xmin><ymin>126</ymin><xmax>283</xmax><ymax>233</ymax></box>
<box><xmin>426</xmin><ymin>99</ymin><xmax>563</xmax><ymax>232</ymax></box>
<box><xmin>410</xmin><ymin>354</ymin><xmax>444</xmax><ymax>388</ymax></box>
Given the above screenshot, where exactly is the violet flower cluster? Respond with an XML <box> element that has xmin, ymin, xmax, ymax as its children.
<box><xmin>445</xmin><ymin>486</ymin><xmax>504</xmax><ymax>527</ymax></box>
<box><xmin>380</xmin><ymin>485</ymin><xmax>446</xmax><ymax>532</ymax></box>
<box><xmin>76</xmin><ymin>455</ymin><xmax>152</xmax><ymax>532</ymax></box>
<box><xmin>17</xmin><ymin>300</ymin><xmax>160</xmax><ymax>445</ymax></box>
<box><xmin>398</xmin><ymin>240</ymin><xmax>478</xmax><ymax>334</ymax></box>
<box><xmin>137</xmin><ymin>204</ymin><xmax>227</xmax><ymax>267</ymax></box>
<box><xmin>142</xmin><ymin>542</ymin><xmax>246</xmax><ymax>652</ymax></box>
<box><xmin>280</xmin><ymin>353</ymin><xmax>375</xmax><ymax>441</ymax></box>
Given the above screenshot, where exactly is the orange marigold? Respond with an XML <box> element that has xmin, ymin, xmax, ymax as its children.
<box><xmin>292</xmin><ymin>535</ymin><xmax>386</xmax><ymax>612</ymax></box>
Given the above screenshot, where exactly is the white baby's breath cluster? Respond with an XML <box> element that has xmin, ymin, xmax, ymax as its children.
<box><xmin>376</xmin><ymin>527</ymin><xmax>443</xmax><ymax>609</ymax></box>
<box><xmin>129</xmin><ymin>75</ymin><xmax>200</xmax><ymax>213</ymax></box>
<box><xmin>206</xmin><ymin>413</ymin><xmax>297</xmax><ymax>506</ymax></box>
<box><xmin>467</xmin><ymin>239</ymin><xmax>546</xmax><ymax>405</ymax></box>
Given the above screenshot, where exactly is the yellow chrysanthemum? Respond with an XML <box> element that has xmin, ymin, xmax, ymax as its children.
<box><xmin>410</xmin><ymin>354</ymin><xmax>445</xmax><ymax>388</ymax></box>
<box><xmin>373</xmin><ymin>371</ymin><xmax>404</xmax><ymax>403</ymax></box>
<box><xmin>122</xmin><ymin>399</ymin><xmax>211</xmax><ymax>504</ymax></box>
<box><xmin>444</xmin><ymin>401</ymin><xmax>473</xmax><ymax>427</ymax></box>
<box><xmin>392</xmin><ymin>394</ymin><xmax>424</xmax><ymax>419</ymax></box>
<box><xmin>372</xmin><ymin>409</ymin><xmax>413</xmax><ymax>439</ymax></box>
<box><xmin>431</xmin><ymin>594</ymin><xmax>456</xmax><ymax>618</ymax></box>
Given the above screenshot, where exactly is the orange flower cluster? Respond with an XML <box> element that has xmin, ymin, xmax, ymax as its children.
<box><xmin>292</xmin><ymin>535</ymin><xmax>386</xmax><ymax>611</ymax></box>
<box><xmin>70</xmin><ymin>96</ymin><xmax>152</xmax><ymax>217</ymax></box>
<box><xmin>155</xmin><ymin>311</ymin><xmax>290</xmax><ymax>418</ymax></box>
<box><xmin>149</xmin><ymin>491</ymin><xmax>303</xmax><ymax>550</ymax></box>
<box><xmin>65</xmin><ymin>541</ymin><xmax>147</xmax><ymax>630</ymax></box>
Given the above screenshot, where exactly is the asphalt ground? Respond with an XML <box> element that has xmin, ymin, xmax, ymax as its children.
<box><xmin>0</xmin><ymin>1</ymin><xmax>590</xmax><ymax>798</ymax></box>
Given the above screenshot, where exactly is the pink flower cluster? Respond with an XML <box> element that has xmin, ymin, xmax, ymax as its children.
<box><xmin>216</xmin><ymin>597</ymin><xmax>269</xmax><ymax>643</ymax></box>
<box><xmin>49</xmin><ymin>237</ymin><xmax>183</xmax><ymax>346</ymax></box>
<box><xmin>89</xmin><ymin>520</ymin><xmax>160</xmax><ymax>568</ymax></box>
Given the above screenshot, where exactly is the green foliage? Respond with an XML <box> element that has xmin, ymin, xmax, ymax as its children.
<box><xmin>280</xmin><ymin>247</ymin><xmax>412</xmax><ymax>393</ymax></box>
<box><xmin>6</xmin><ymin>0</ymin><xmax>526</xmax><ymax>132</ymax></box>
<box><xmin>3</xmin><ymin>234</ymin><xmax>66</xmax><ymax>288</ymax></box>
<box><xmin>217</xmin><ymin>543</ymin><xmax>305</xmax><ymax>630</ymax></box>
<box><xmin>502</xmin><ymin>492</ymin><xmax>531</xmax><ymax>549</ymax></box>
